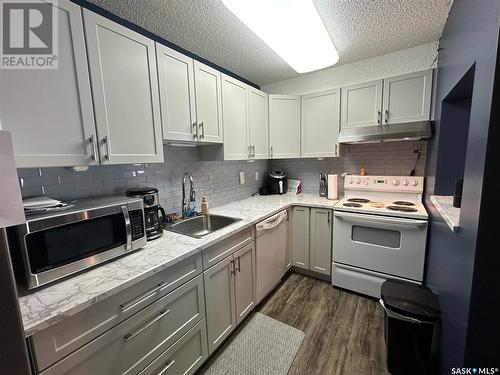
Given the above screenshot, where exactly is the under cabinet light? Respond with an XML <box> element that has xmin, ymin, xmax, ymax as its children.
<box><xmin>221</xmin><ymin>0</ymin><xmax>339</xmax><ymax>73</ymax></box>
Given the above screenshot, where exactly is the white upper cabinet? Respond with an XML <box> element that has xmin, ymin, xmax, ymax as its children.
<box><xmin>0</xmin><ymin>0</ymin><xmax>97</xmax><ymax>168</ymax></box>
<box><xmin>157</xmin><ymin>45</ymin><xmax>197</xmax><ymax>142</ymax></box>
<box><xmin>301</xmin><ymin>88</ymin><xmax>340</xmax><ymax>158</ymax></box>
<box><xmin>341</xmin><ymin>79</ymin><xmax>383</xmax><ymax>129</ymax></box>
<box><xmin>269</xmin><ymin>95</ymin><xmax>301</xmax><ymax>159</ymax></box>
<box><xmin>382</xmin><ymin>69</ymin><xmax>433</xmax><ymax>124</ymax></box>
<box><xmin>83</xmin><ymin>10</ymin><xmax>163</xmax><ymax>164</ymax></box>
<box><xmin>193</xmin><ymin>61</ymin><xmax>223</xmax><ymax>143</ymax></box>
<box><xmin>221</xmin><ymin>74</ymin><xmax>249</xmax><ymax>160</ymax></box>
<box><xmin>248</xmin><ymin>88</ymin><xmax>269</xmax><ymax>160</ymax></box>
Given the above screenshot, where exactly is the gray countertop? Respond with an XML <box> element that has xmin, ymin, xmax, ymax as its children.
<box><xmin>430</xmin><ymin>195</ymin><xmax>460</xmax><ymax>232</ymax></box>
<box><xmin>19</xmin><ymin>193</ymin><xmax>340</xmax><ymax>336</ymax></box>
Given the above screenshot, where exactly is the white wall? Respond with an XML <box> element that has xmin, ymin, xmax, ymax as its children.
<box><xmin>261</xmin><ymin>42</ymin><xmax>438</xmax><ymax>95</ymax></box>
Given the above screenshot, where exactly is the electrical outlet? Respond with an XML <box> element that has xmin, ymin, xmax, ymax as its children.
<box><xmin>255</xmin><ymin>171</ymin><xmax>259</xmax><ymax>181</ymax></box>
<box><xmin>239</xmin><ymin>171</ymin><xmax>245</xmax><ymax>184</ymax></box>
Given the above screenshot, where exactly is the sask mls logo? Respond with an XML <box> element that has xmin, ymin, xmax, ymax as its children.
<box><xmin>1</xmin><ymin>0</ymin><xmax>58</xmax><ymax>69</ymax></box>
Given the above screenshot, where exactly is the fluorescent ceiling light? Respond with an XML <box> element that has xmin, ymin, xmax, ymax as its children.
<box><xmin>221</xmin><ymin>0</ymin><xmax>339</xmax><ymax>73</ymax></box>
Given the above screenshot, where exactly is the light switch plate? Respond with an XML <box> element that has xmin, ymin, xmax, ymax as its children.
<box><xmin>239</xmin><ymin>171</ymin><xmax>245</xmax><ymax>184</ymax></box>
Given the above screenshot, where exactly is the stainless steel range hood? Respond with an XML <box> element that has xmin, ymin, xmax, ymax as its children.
<box><xmin>338</xmin><ymin>121</ymin><xmax>432</xmax><ymax>144</ymax></box>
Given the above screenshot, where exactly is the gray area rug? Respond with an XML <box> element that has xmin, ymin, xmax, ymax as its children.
<box><xmin>200</xmin><ymin>313</ymin><xmax>304</xmax><ymax>375</ymax></box>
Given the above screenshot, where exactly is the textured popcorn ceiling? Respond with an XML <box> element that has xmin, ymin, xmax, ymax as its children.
<box><xmin>85</xmin><ymin>0</ymin><xmax>453</xmax><ymax>86</ymax></box>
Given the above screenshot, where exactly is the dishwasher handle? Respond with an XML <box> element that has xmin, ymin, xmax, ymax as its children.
<box><xmin>256</xmin><ymin>210</ymin><xmax>287</xmax><ymax>232</ymax></box>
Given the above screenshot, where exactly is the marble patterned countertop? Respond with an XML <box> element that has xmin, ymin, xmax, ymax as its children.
<box><xmin>430</xmin><ymin>195</ymin><xmax>460</xmax><ymax>232</ymax></box>
<box><xmin>19</xmin><ymin>193</ymin><xmax>340</xmax><ymax>336</ymax></box>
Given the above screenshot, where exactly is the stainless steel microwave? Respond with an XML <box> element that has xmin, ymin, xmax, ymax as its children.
<box><xmin>7</xmin><ymin>196</ymin><xmax>147</xmax><ymax>290</ymax></box>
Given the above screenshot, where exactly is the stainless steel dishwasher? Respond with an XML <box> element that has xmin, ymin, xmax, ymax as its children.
<box><xmin>255</xmin><ymin>210</ymin><xmax>288</xmax><ymax>303</ymax></box>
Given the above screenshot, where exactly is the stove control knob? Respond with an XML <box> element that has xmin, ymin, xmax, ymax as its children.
<box><xmin>355</xmin><ymin>177</ymin><xmax>361</xmax><ymax>184</ymax></box>
<box><xmin>411</xmin><ymin>179</ymin><xmax>418</xmax><ymax>186</ymax></box>
<box><xmin>402</xmin><ymin>179</ymin><xmax>409</xmax><ymax>186</ymax></box>
<box><xmin>392</xmin><ymin>179</ymin><xmax>400</xmax><ymax>186</ymax></box>
<box><xmin>348</xmin><ymin>177</ymin><xmax>354</xmax><ymax>184</ymax></box>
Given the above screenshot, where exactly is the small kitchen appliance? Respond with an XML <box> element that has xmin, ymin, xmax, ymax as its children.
<box><xmin>261</xmin><ymin>169</ymin><xmax>288</xmax><ymax>195</ymax></box>
<box><xmin>7</xmin><ymin>196</ymin><xmax>146</xmax><ymax>290</ymax></box>
<box><xmin>126</xmin><ymin>187</ymin><xmax>166</xmax><ymax>240</ymax></box>
<box><xmin>332</xmin><ymin>175</ymin><xmax>429</xmax><ymax>298</ymax></box>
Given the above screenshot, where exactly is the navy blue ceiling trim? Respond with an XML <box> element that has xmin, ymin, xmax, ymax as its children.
<box><xmin>71</xmin><ymin>0</ymin><xmax>260</xmax><ymax>89</ymax></box>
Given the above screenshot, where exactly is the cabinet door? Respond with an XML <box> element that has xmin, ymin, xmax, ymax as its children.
<box><xmin>341</xmin><ymin>80</ymin><xmax>383</xmax><ymax>129</ymax></box>
<box><xmin>285</xmin><ymin>208</ymin><xmax>292</xmax><ymax>272</ymax></box>
<box><xmin>156</xmin><ymin>44</ymin><xmax>197</xmax><ymax>142</ymax></box>
<box><xmin>221</xmin><ymin>74</ymin><xmax>249</xmax><ymax>160</ymax></box>
<box><xmin>234</xmin><ymin>242</ymin><xmax>256</xmax><ymax>324</ymax></box>
<box><xmin>0</xmin><ymin>0</ymin><xmax>97</xmax><ymax>168</ymax></box>
<box><xmin>301</xmin><ymin>88</ymin><xmax>340</xmax><ymax>158</ymax></box>
<box><xmin>382</xmin><ymin>70</ymin><xmax>433</xmax><ymax>124</ymax></box>
<box><xmin>203</xmin><ymin>255</ymin><xmax>236</xmax><ymax>354</ymax></box>
<box><xmin>291</xmin><ymin>206</ymin><xmax>310</xmax><ymax>269</ymax></box>
<box><xmin>83</xmin><ymin>10</ymin><xmax>163</xmax><ymax>164</ymax></box>
<box><xmin>248</xmin><ymin>88</ymin><xmax>269</xmax><ymax>159</ymax></box>
<box><xmin>269</xmin><ymin>95</ymin><xmax>301</xmax><ymax>159</ymax></box>
<box><xmin>194</xmin><ymin>61</ymin><xmax>223</xmax><ymax>143</ymax></box>
<box><xmin>309</xmin><ymin>208</ymin><xmax>332</xmax><ymax>276</ymax></box>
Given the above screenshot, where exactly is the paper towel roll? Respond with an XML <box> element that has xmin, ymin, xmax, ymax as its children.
<box><xmin>327</xmin><ymin>174</ymin><xmax>338</xmax><ymax>200</ymax></box>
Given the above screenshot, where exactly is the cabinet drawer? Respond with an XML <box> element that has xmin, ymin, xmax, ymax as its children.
<box><xmin>138</xmin><ymin>318</ymin><xmax>208</xmax><ymax>375</ymax></box>
<box><xmin>31</xmin><ymin>253</ymin><xmax>202</xmax><ymax>371</ymax></box>
<box><xmin>202</xmin><ymin>227</ymin><xmax>254</xmax><ymax>269</ymax></box>
<box><xmin>40</xmin><ymin>274</ymin><xmax>205</xmax><ymax>375</ymax></box>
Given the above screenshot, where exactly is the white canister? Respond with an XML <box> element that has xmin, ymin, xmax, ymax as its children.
<box><xmin>327</xmin><ymin>174</ymin><xmax>338</xmax><ymax>200</ymax></box>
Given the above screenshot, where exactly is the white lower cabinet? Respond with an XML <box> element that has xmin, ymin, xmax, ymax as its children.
<box><xmin>291</xmin><ymin>206</ymin><xmax>332</xmax><ymax>276</ymax></box>
<box><xmin>138</xmin><ymin>318</ymin><xmax>208</xmax><ymax>375</ymax></box>
<box><xmin>204</xmin><ymin>241</ymin><xmax>256</xmax><ymax>354</ymax></box>
<box><xmin>40</xmin><ymin>275</ymin><xmax>205</xmax><ymax>375</ymax></box>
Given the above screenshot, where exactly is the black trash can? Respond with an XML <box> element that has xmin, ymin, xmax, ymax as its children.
<box><xmin>380</xmin><ymin>279</ymin><xmax>440</xmax><ymax>375</ymax></box>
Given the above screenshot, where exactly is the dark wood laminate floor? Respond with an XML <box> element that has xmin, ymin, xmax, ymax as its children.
<box><xmin>258</xmin><ymin>273</ymin><xmax>389</xmax><ymax>375</ymax></box>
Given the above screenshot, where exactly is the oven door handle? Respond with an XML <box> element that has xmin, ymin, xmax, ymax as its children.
<box><xmin>122</xmin><ymin>205</ymin><xmax>132</xmax><ymax>250</ymax></box>
<box><xmin>333</xmin><ymin>211</ymin><xmax>427</xmax><ymax>228</ymax></box>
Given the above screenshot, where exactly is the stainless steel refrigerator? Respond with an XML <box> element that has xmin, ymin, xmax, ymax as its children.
<box><xmin>0</xmin><ymin>130</ymin><xmax>32</xmax><ymax>375</ymax></box>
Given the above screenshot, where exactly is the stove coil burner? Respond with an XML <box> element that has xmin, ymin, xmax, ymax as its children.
<box><xmin>392</xmin><ymin>201</ymin><xmax>415</xmax><ymax>206</ymax></box>
<box><xmin>387</xmin><ymin>206</ymin><xmax>418</xmax><ymax>213</ymax></box>
<box><xmin>343</xmin><ymin>202</ymin><xmax>363</xmax><ymax>208</ymax></box>
<box><xmin>347</xmin><ymin>198</ymin><xmax>371</xmax><ymax>204</ymax></box>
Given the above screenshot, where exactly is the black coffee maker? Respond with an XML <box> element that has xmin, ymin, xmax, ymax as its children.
<box><xmin>126</xmin><ymin>187</ymin><xmax>166</xmax><ymax>241</ymax></box>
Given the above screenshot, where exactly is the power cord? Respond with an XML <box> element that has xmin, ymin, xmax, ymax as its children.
<box><xmin>410</xmin><ymin>141</ymin><xmax>423</xmax><ymax>176</ymax></box>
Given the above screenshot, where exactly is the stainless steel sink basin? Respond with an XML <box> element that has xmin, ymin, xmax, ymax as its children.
<box><xmin>165</xmin><ymin>214</ymin><xmax>241</xmax><ymax>238</ymax></box>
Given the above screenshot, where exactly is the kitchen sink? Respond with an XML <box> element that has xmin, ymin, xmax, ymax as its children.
<box><xmin>165</xmin><ymin>214</ymin><xmax>241</xmax><ymax>238</ymax></box>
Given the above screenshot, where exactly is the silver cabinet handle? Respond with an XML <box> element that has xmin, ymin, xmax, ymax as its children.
<box><xmin>377</xmin><ymin>110</ymin><xmax>381</xmax><ymax>124</ymax></box>
<box><xmin>236</xmin><ymin>256</ymin><xmax>241</xmax><ymax>272</ymax></box>
<box><xmin>270</xmin><ymin>146</ymin><xmax>273</xmax><ymax>158</ymax></box>
<box><xmin>327</xmin><ymin>210</ymin><xmax>330</xmax><ymax>223</ymax></box>
<box><xmin>103</xmin><ymin>136</ymin><xmax>110</xmax><ymax>161</ymax></box>
<box><xmin>334</xmin><ymin>144</ymin><xmax>338</xmax><ymax>156</ymax></box>
<box><xmin>120</xmin><ymin>282</ymin><xmax>166</xmax><ymax>311</ymax></box>
<box><xmin>252</xmin><ymin>145</ymin><xmax>255</xmax><ymax>157</ymax></box>
<box><xmin>199</xmin><ymin>121</ymin><xmax>205</xmax><ymax>139</ymax></box>
<box><xmin>384</xmin><ymin>110</ymin><xmax>389</xmax><ymax>123</ymax></box>
<box><xmin>122</xmin><ymin>205</ymin><xmax>132</xmax><ymax>251</ymax></box>
<box><xmin>248</xmin><ymin>145</ymin><xmax>252</xmax><ymax>158</ymax></box>
<box><xmin>230</xmin><ymin>259</ymin><xmax>235</xmax><ymax>274</ymax></box>
<box><xmin>89</xmin><ymin>134</ymin><xmax>98</xmax><ymax>161</ymax></box>
<box><xmin>193</xmin><ymin>122</ymin><xmax>198</xmax><ymax>140</ymax></box>
<box><xmin>123</xmin><ymin>309</ymin><xmax>171</xmax><ymax>342</ymax></box>
<box><xmin>157</xmin><ymin>359</ymin><xmax>175</xmax><ymax>375</ymax></box>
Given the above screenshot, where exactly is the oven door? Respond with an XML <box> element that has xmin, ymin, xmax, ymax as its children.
<box><xmin>333</xmin><ymin>211</ymin><xmax>427</xmax><ymax>281</ymax></box>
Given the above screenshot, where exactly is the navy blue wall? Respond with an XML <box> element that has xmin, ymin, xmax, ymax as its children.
<box><xmin>424</xmin><ymin>0</ymin><xmax>500</xmax><ymax>372</ymax></box>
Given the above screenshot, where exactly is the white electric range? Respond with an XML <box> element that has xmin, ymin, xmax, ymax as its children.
<box><xmin>332</xmin><ymin>175</ymin><xmax>429</xmax><ymax>298</ymax></box>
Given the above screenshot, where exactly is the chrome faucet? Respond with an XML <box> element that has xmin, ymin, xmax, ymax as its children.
<box><xmin>181</xmin><ymin>172</ymin><xmax>196</xmax><ymax>218</ymax></box>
